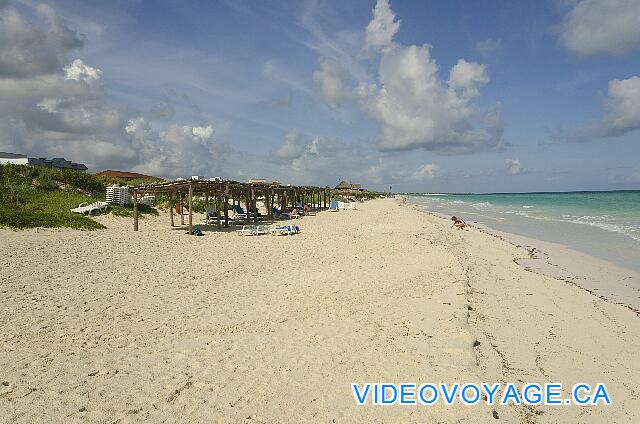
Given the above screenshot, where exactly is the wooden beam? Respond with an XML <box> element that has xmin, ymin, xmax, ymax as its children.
<box><xmin>133</xmin><ymin>191</ymin><xmax>139</xmax><ymax>231</ymax></box>
<box><xmin>188</xmin><ymin>183</ymin><xmax>193</xmax><ymax>235</ymax></box>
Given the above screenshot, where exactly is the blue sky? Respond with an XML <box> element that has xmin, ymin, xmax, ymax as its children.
<box><xmin>1</xmin><ymin>0</ymin><xmax>640</xmax><ymax>192</ymax></box>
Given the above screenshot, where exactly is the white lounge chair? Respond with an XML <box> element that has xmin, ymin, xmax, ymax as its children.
<box><xmin>270</xmin><ymin>225</ymin><xmax>300</xmax><ymax>236</ymax></box>
<box><xmin>204</xmin><ymin>206</ymin><xmax>236</xmax><ymax>225</ymax></box>
<box><xmin>70</xmin><ymin>201</ymin><xmax>108</xmax><ymax>215</ymax></box>
<box><xmin>235</xmin><ymin>225</ymin><xmax>269</xmax><ymax>236</ymax></box>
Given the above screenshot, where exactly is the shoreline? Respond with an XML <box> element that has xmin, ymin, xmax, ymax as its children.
<box><xmin>1</xmin><ymin>197</ymin><xmax>639</xmax><ymax>422</ymax></box>
<box><xmin>406</xmin><ymin>192</ymin><xmax>640</xmax><ymax>274</ymax></box>
<box><xmin>407</xmin><ymin>200</ymin><xmax>640</xmax><ymax>315</ymax></box>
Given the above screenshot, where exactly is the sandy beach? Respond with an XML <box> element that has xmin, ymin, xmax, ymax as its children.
<box><xmin>1</xmin><ymin>198</ymin><xmax>639</xmax><ymax>423</ymax></box>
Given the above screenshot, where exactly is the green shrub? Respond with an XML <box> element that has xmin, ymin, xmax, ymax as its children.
<box><xmin>0</xmin><ymin>163</ymin><xmax>106</xmax><ymax>230</ymax></box>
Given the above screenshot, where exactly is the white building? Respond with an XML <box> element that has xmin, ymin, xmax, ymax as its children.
<box><xmin>0</xmin><ymin>152</ymin><xmax>28</xmax><ymax>165</ymax></box>
<box><xmin>0</xmin><ymin>152</ymin><xmax>88</xmax><ymax>171</ymax></box>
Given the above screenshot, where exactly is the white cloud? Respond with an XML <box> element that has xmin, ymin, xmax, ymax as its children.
<box><xmin>363</xmin><ymin>0</ymin><xmax>400</xmax><ymax>52</ymax></box>
<box><xmin>262</xmin><ymin>59</ymin><xmax>312</xmax><ymax>95</ymax></box>
<box><xmin>558</xmin><ymin>0</ymin><xmax>640</xmax><ymax>56</ymax></box>
<box><xmin>312</xmin><ymin>58</ymin><xmax>353</xmax><ymax>106</ymax></box>
<box><xmin>411</xmin><ymin>163</ymin><xmax>442</xmax><ymax>180</ymax></box>
<box><xmin>190</xmin><ymin>125</ymin><xmax>214</xmax><ymax>141</ymax></box>
<box><xmin>311</xmin><ymin>0</ymin><xmax>502</xmax><ymax>154</ymax></box>
<box><xmin>505</xmin><ymin>158</ymin><xmax>524</xmax><ymax>175</ymax></box>
<box><xmin>569</xmin><ymin>75</ymin><xmax>640</xmax><ymax>140</ymax></box>
<box><xmin>0</xmin><ymin>3</ymin><xmax>84</xmax><ymax>78</ymax></box>
<box><xmin>122</xmin><ymin>119</ymin><xmax>222</xmax><ymax>178</ymax></box>
<box><xmin>601</xmin><ymin>76</ymin><xmax>640</xmax><ymax>133</ymax></box>
<box><xmin>299</xmin><ymin>5</ymin><xmax>371</xmax><ymax>84</ymax></box>
<box><xmin>390</xmin><ymin>162</ymin><xmax>442</xmax><ymax>183</ymax></box>
<box><xmin>272</xmin><ymin>128</ymin><xmax>305</xmax><ymax>162</ymax></box>
<box><xmin>448</xmin><ymin>59</ymin><xmax>490</xmax><ymax>99</ymax></box>
<box><xmin>37</xmin><ymin>97</ymin><xmax>62</xmax><ymax>114</ymax></box>
<box><xmin>125</xmin><ymin>117</ymin><xmax>148</xmax><ymax>134</ymax></box>
<box><xmin>475</xmin><ymin>38</ymin><xmax>501</xmax><ymax>55</ymax></box>
<box><xmin>0</xmin><ymin>2</ymin><xmax>226</xmax><ymax>177</ymax></box>
<box><xmin>359</xmin><ymin>43</ymin><xmax>502</xmax><ymax>153</ymax></box>
<box><xmin>270</xmin><ymin>129</ymin><xmax>386</xmax><ymax>185</ymax></box>
<box><xmin>64</xmin><ymin>59</ymin><xmax>102</xmax><ymax>81</ymax></box>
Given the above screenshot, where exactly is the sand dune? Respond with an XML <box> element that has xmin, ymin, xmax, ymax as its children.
<box><xmin>1</xmin><ymin>198</ymin><xmax>638</xmax><ymax>423</ymax></box>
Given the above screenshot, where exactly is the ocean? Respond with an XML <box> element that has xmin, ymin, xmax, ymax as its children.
<box><xmin>408</xmin><ymin>191</ymin><xmax>640</xmax><ymax>273</ymax></box>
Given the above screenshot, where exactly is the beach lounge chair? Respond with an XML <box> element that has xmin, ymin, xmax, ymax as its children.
<box><xmin>232</xmin><ymin>204</ymin><xmax>248</xmax><ymax>217</ymax></box>
<box><xmin>280</xmin><ymin>209</ymin><xmax>301</xmax><ymax>219</ymax></box>
<box><xmin>270</xmin><ymin>225</ymin><xmax>300</xmax><ymax>236</ymax></box>
<box><xmin>235</xmin><ymin>225</ymin><xmax>269</xmax><ymax>236</ymax></box>
<box><xmin>234</xmin><ymin>204</ymin><xmax>263</xmax><ymax>220</ymax></box>
<box><xmin>204</xmin><ymin>206</ymin><xmax>219</xmax><ymax>224</ymax></box>
<box><xmin>70</xmin><ymin>201</ymin><xmax>108</xmax><ymax>215</ymax></box>
<box><xmin>328</xmin><ymin>200</ymin><xmax>339</xmax><ymax>212</ymax></box>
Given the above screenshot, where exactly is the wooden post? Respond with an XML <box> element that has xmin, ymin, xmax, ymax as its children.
<box><xmin>188</xmin><ymin>184</ymin><xmax>193</xmax><ymax>235</ymax></box>
<box><xmin>224</xmin><ymin>185</ymin><xmax>229</xmax><ymax>228</ymax></box>
<box><xmin>205</xmin><ymin>193</ymin><xmax>209</xmax><ymax>219</ymax></box>
<box><xmin>267</xmin><ymin>189</ymin><xmax>273</xmax><ymax>219</ymax></box>
<box><xmin>133</xmin><ymin>191</ymin><xmax>139</xmax><ymax>231</ymax></box>
<box><xmin>216</xmin><ymin>194</ymin><xmax>222</xmax><ymax>229</ymax></box>
<box><xmin>245</xmin><ymin>189</ymin><xmax>250</xmax><ymax>219</ymax></box>
<box><xmin>179</xmin><ymin>192</ymin><xmax>185</xmax><ymax>225</ymax></box>
<box><xmin>251</xmin><ymin>188</ymin><xmax>257</xmax><ymax>223</ymax></box>
<box><xmin>169</xmin><ymin>194</ymin><xmax>174</xmax><ymax>227</ymax></box>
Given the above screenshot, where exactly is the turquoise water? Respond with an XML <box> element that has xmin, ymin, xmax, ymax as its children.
<box><xmin>408</xmin><ymin>191</ymin><xmax>640</xmax><ymax>272</ymax></box>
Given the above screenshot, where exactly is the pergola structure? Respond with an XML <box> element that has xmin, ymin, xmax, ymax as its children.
<box><xmin>130</xmin><ymin>179</ymin><xmax>332</xmax><ymax>233</ymax></box>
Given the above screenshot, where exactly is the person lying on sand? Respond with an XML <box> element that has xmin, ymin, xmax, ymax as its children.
<box><xmin>451</xmin><ymin>216</ymin><xmax>467</xmax><ymax>229</ymax></box>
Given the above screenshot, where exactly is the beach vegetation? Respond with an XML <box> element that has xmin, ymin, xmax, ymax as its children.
<box><xmin>96</xmin><ymin>175</ymin><xmax>164</xmax><ymax>187</ymax></box>
<box><xmin>0</xmin><ymin>164</ymin><xmax>156</xmax><ymax>230</ymax></box>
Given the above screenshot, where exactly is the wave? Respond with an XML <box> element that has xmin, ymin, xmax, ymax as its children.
<box><xmin>561</xmin><ymin>216</ymin><xmax>640</xmax><ymax>242</ymax></box>
<box><xmin>470</xmin><ymin>202</ymin><xmax>492</xmax><ymax>211</ymax></box>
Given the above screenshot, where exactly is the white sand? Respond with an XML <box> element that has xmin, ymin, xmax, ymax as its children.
<box><xmin>1</xmin><ymin>198</ymin><xmax>638</xmax><ymax>423</ymax></box>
